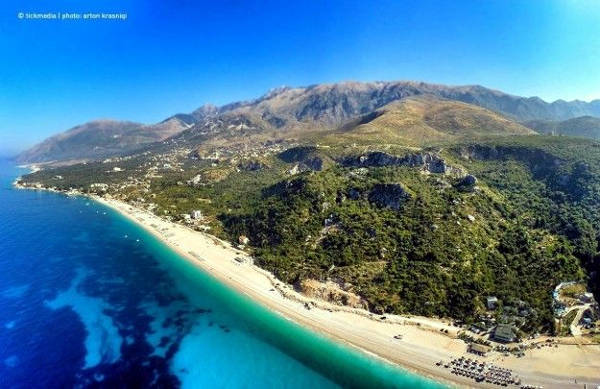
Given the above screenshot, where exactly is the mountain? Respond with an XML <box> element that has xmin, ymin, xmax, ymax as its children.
<box><xmin>189</xmin><ymin>81</ymin><xmax>600</xmax><ymax>127</ymax></box>
<box><xmin>161</xmin><ymin>104</ymin><xmax>219</xmax><ymax>127</ymax></box>
<box><xmin>330</xmin><ymin>95</ymin><xmax>535</xmax><ymax>145</ymax></box>
<box><xmin>18</xmin><ymin>78</ymin><xmax>600</xmax><ymax>342</ymax></box>
<box><xmin>159</xmin><ymin>81</ymin><xmax>599</xmax><ymax>154</ymax></box>
<box><xmin>169</xmin><ymin>111</ymin><xmax>273</xmax><ymax>146</ymax></box>
<box><xmin>17</xmin><ymin>118</ymin><xmax>191</xmax><ymax>164</ymax></box>
<box><xmin>17</xmin><ymin>79</ymin><xmax>600</xmax><ymax>345</ymax></box>
<box><xmin>524</xmin><ymin>116</ymin><xmax>600</xmax><ymax>140</ymax></box>
<box><xmin>164</xmin><ymin>84</ymin><xmax>547</xmax><ymax>153</ymax></box>
<box><xmin>20</xmin><ymin>80</ymin><xmax>600</xmax><ymax>164</ymax></box>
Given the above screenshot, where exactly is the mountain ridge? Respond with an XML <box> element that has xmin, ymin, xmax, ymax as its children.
<box><xmin>18</xmin><ymin>80</ymin><xmax>600</xmax><ymax>163</ymax></box>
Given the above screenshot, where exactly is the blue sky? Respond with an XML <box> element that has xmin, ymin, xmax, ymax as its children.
<box><xmin>1</xmin><ymin>0</ymin><xmax>600</xmax><ymax>154</ymax></box>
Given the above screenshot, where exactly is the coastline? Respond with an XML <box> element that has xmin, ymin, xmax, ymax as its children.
<box><xmin>14</xmin><ymin>184</ymin><xmax>600</xmax><ymax>388</ymax></box>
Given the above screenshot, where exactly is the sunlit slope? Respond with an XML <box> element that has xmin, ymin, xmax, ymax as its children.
<box><xmin>325</xmin><ymin>96</ymin><xmax>535</xmax><ymax>146</ymax></box>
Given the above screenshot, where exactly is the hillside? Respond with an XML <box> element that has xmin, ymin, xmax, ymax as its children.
<box><xmin>19</xmin><ymin>134</ymin><xmax>600</xmax><ymax>337</ymax></box>
<box><xmin>17</xmin><ymin>118</ymin><xmax>191</xmax><ymax>164</ymax></box>
<box><xmin>525</xmin><ymin>116</ymin><xmax>600</xmax><ymax>140</ymax></box>
<box><xmin>329</xmin><ymin>96</ymin><xmax>535</xmax><ymax>145</ymax></box>
<box><xmin>14</xmin><ymin>82</ymin><xmax>600</xmax><ymax>337</ymax></box>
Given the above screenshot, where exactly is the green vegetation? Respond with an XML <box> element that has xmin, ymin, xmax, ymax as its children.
<box><xmin>215</xmin><ymin>153</ymin><xmax>585</xmax><ymax>332</ymax></box>
<box><xmin>561</xmin><ymin>284</ymin><xmax>587</xmax><ymax>299</ymax></box>
<box><xmin>20</xmin><ymin>135</ymin><xmax>600</xmax><ymax>335</ymax></box>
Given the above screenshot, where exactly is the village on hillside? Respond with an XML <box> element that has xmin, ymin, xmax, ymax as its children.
<box><xmin>454</xmin><ymin>281</ymin><xmax>599</xmax><ymax>361</ymax></box>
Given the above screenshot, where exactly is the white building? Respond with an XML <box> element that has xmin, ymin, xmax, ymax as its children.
<box><xmin>190</xmin><ymin>210</ymin><xmax>202</xmax><ymax>220</ymax></box>
<box><xmin>487</xmin><ymin>296</ymin><xmax>499</xmax><ymax>310</ymax></box>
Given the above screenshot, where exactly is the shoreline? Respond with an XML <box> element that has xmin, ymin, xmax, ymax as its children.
<box><xmin>14</xmin><ymin>184</ymin><xmax>600</xmax><ymax>388</ymax></box>
<box><xmin>90</xmin><ymin>196</ymin><xmax>458</xmax><ymax>387</ymax></box>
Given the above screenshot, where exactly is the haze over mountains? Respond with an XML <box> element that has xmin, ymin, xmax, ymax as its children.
<box><xmin>17</xmin><ymin>117</ymin><xmax>192</xmax><ymax>163</ymax></box>
<box><xmin>18</xmin><ymin>81</ymin><xmax>600</xmax><ymax>163</ymax></box>
<box><xmin>525</xmin><ymin>116</ymin><xmax>600</xmax><ymax>140</ymax></box>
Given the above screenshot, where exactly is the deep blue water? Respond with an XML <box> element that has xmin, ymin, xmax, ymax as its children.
<box><xmin>0</xmin><ymin>160</ymin><xmax>445</xmax><ymax>388</ymax></box>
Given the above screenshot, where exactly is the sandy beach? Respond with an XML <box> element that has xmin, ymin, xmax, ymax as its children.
<box><xmin>77</xmin><ymin>195</ymin><xmax>599</xmax><ymax>389</ymax></box>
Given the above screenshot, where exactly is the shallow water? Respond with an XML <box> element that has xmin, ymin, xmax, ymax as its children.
<box><xmin>0</xmin><ymin>160</ymin><xmax>446</xmax><ymax>388</ymax></box>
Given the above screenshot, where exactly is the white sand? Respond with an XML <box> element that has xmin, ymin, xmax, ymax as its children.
<box><xmin>86</xmin><ymin>196</ymin><xmax>600</xmax><ymax>388</ymax></box>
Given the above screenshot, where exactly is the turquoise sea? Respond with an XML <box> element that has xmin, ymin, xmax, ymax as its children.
<box><xmin>0</xmin><ymin>159</ymin><xmax>446</xmax><ymax>388</ymax></box>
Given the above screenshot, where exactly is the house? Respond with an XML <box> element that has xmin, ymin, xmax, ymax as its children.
<box><xmin>187</xmin><ymin>174</ymin><xmax>202</xmax><ymax>186</ymax></box>
<box><xmin>492</xmin><ymin>324</ymin><xmax>517</xmax><ymax>343</ymax></box>
<box><xmin>238</xmin><ymin>235</ymin><xmax>249</xmax><ymax>245</ymax></box>
<box><xmin>469</xmin><ymin>343</ymin><xmax>491</xmax><ymax>356</ymax></box>
<box><xmin>90</xmin><ymin>183</ymin><xmax>109</xmax><ymax>192</ymax></box>
<box><xmin>190</xmin><ymin>210</ymin><xmax>202</xmax><ymax>219</ymax></box>
<box><xmin>487</xmin><ymin>296</ymin><xmax>499</xmax><ymax>310</ymax></box>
